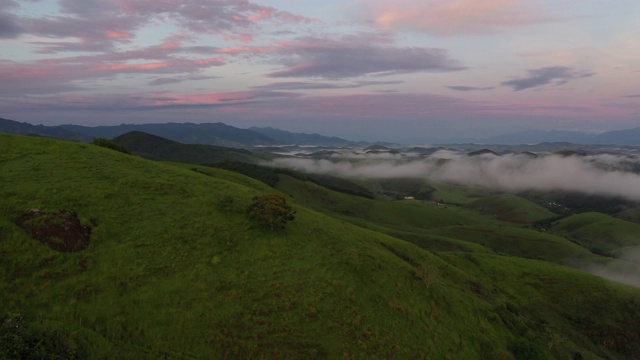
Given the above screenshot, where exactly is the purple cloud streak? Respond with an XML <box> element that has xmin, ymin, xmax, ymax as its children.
<box><xmin>267</xmin><ymin>33</ymin><xmax>465</xmax><ymax>79</ymax></box>
<box><xmin>502</xmin><ymin>66</ymin><xmax>594</xmax><ymax>91</ymax></box>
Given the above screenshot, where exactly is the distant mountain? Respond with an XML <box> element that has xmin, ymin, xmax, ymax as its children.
<box><xmin>0</xmin><ymin>117</ymin><xmax>89</xmax><ymax>142</ymax></box>
<box><xmin>467</xmin><ymin>149</ymin><xmax>500</xmax><ymax>157</ymax></box>
<box><xmin>60</xmin><ymin>122</ymin><xmax>277</xmax><ymax>147</ymax></box>
<box><xmin>249</xmin><ymin>126</ymin><xmax>364</xmax><ymax>147</ymax></box>
<box><xmin>592</xmin><ymin>127</ymin><xmax>640</xmax><ymax>145</ymax></box>
<box><xmin>112</xmin><ymin>131</ymin><xmax>256</xmax><ymax>164</ymax></box>
<box><xmin>482</xmin><ymin>128</ymin><xmax>640</xmax><ymax>146</ymax></box>
<box><xmin>4</xmin><ymin>115</ymin><xmax>640</xmax><ymax>146</ymax></box>
<box><xmin>483</xmin><ymin>130</ymin><xmax>593</xmax><ymax>145</ymax></box>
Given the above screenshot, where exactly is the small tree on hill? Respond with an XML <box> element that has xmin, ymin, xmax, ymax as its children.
<box><xmin>247</xmin><ymin>194</ymin><xmax>295</xmax><ymax>231</ymax></box>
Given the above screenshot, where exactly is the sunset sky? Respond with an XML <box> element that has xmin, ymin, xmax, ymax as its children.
<box><xmin>2</xmin><ymin>0</ymin><xmax>639</xmax><ymax>142</ymax></box>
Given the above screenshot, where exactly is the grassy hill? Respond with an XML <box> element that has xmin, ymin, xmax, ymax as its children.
<box><xmin>272</xmin><ymin>175</ymin><xmax>597</xmax><ymax>265</ymax></box>
<box><xmin>112</xmin><ymin>131</ymin><xmax>258</xmax><ymax>164</ymax></box>
<box><xmin>615</xmin><ymin>207</ymin><xmax>640</xmax><ymax>224</ymax></box>
<box><xmin>466</xmin><ymin>194</ymin><xmax>557</xmax><ymax>224</ymax></box>
<box><xmin>425</xmin><ymin>225</ymin><xmax>598</xmax><ymax>265</ymax></box>
<box><xmin>60</xmin><ymin>122</ymin><xmax>278</xmax><ymax>147</ymax></box>
<box><xmin>2</xmin><ymin>134</ymin><xmax>640</xmax><ymax>359</ymax></box>
<box><xmin>551</xmin><ymin>213</ymin><xmax>640</xmax><ymax>256</ymax></box>
<box><xmin>274</xmin><ymin>174</ymin><xmax>484</xmax><ymax>230</ymax></box>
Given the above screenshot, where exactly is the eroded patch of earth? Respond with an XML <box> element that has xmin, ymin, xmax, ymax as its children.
<box><xmin>15</xmin><ymin>209</ymin><xmax>91</xmax><ymax>252</ymax></box>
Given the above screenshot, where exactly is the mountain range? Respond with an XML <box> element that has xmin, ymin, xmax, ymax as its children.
<box><xmin>2</xmin><ymin>116</ymin><xmax>640</xmax><ymax>146</ymax></box>
<box><xmin>483</xmin><ymin>128</ymin><xmax>640</xmax><ymax>145</ymax></box>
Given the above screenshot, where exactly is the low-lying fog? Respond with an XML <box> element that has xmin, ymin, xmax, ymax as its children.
<box><xmin>266</xmin><ymin>150</ymin><xmax>640</xmax><ymax>202</ymax></box>
<box><xmin>584</xmin><ymin>247</ymin><xmax>640</xmax><ymax>288</ymax></box>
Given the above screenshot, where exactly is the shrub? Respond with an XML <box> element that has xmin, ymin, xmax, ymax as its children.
<box><xmin>0</xmin><ymin>313</ymin><xmax>84</xmax><ymax>359</ymax></box>
<box><xmin>247</xmin><ymin>194</ymin><xmax>295</xmax><ymax>231</ymax></box>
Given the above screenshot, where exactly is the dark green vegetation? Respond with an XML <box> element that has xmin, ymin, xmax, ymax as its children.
<box><xmin>2</xmin><ymin>134</ymin><xmax>640</xmax><ymax>359</ymax></box>
<box><xmin>247</xmin><ymin>195</ymin><xmax>296</xmax><ymax>231</ymax></box>
<box><xmin>92</xmin><ymin>138</ymin><xmax>130</xmax><ymax>154</ymax></box>
<box><xmin>208</xmin><ymin>160</ymin><xmax>375</xmax><ymax>198</ymax></box>
<box><xmin>550</xmin><ymin>213</ymin><xmax>640</xmax><ymax>257</ymax></box>
<box><xmin>112</xmin><ymin>131</ymin><xmax>256</xmax><ymax>164</ymax></box>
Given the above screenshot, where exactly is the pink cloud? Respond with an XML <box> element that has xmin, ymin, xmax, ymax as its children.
<box><xmin>358</xmin><ymin>0</ymin><xmax>551</xmax><ymax>36</ymax></box>
<box><xmin>87</xmin><ymin>57</ymin><xmax>227</xmax><ymax>74</ymax></box>
<box><xmin>106</xmin><ymin>31</ymin><xmax>133</xmax><ymax>39</ymax></box>
<box><xmin>149</xmin><ymin>91</ymin><xmax>297</xmax><ymax>107</ymax></box>
<box><xmin>0</xmin><ymin>53</ymin><xmax>227</xmax><ymax>95</ymax></box>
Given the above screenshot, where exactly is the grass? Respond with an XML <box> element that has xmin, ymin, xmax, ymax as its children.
<box><xmin>615</xmin><ymin>207</ymin><xmax>640</xmax><ymax>224</ymax></box>
<box><xmin>429</xmin><ymin>180</ymin><xmax>494</xmax><ymax>204</ymax></box>
<box><xmin>2</xmin><ymin>134</ymin><xmax>640</xmax><ymax>359</ymax></box>
<box><xmin>426</xmin><ymin>225</ymin><xmax>600</xmax><ymax>265</ymax></box>
<box><xmin>551</xmin><ymin>212</ymin><xmax>640</xmax><ymax>255</ymax></box>
<box><xmin>466</xmin><ymin>193</ymin><xmax>557</xmax><ymax>224</ymax></box>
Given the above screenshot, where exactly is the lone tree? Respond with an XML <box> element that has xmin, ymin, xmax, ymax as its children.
<box><xmin>247</xmin><ymin>194</ymin><xmax>295</xmax><ymax>231</ymax></box>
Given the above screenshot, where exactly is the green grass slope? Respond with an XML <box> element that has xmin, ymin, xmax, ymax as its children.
<box><xmin>467</xmin><ymin>194</ymin><xmax>557</xmax><ymax>224</ymax></box>
<box><xmin>615</xmin><ymin>207</ymin><xmax>640</xmax><ymax>224</ymax></box>
<box><xmin>426</xmin><ymin>225</ymin><xmax>598</xmax><ymax>265</ymax></box>
<box><xmin>2</xmin><ymin>135</ymin><xmax>640</xmax><ymax>359</ymax></box>
<box><xmin>274</xmin><ymin>175</ymin><xmax>594</xmax><ymax>264</ymax></box>
<box><xmin>551</xmin><ymin>212</ymin><xmax>640</xmax><ymax>256</ymax></box>
<box><xmin>275</xmin><ymin>174</ymin><xmax>484</xmax><ymax>231</ymax></box>
<box><xmin>112</xmin><ymin>131</ymin><xmax>257</xmax><ymax>164</ymax></box>
<box><xmin>429</xmin><ymin>180</ymin><xmax>494</xmax><ymax>204</ymax></box>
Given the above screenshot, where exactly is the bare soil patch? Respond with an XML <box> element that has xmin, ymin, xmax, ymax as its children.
<box><xmin>15</xmin><ymin>209</ymin><xmax>91</xmax><ymax>252</ymax></box>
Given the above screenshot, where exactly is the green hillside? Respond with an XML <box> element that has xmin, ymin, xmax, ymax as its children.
<box><xmin>467</xmin><ymin>194</ymin><xmax>557</xmax><ymax>224</ymax></box>
<box><xmin>551</xmin><ymin>212</ymin><xmax>640</xmax><ymax>256</ymax></box>
<box><xmin>273</xmin><ymin>175</ymin><xmax>596</xmax><ymax>265</ymax></box>
<box><xmin>112</xmin><ymin>131</ymin><xmax>258</xmax><ymax>164</ymax></box>
<box><xmin>275</xmin><ymin>174</ymin><xmax>485</xmax><ymax>231</ymax></box>
<box><xmin>2</xmin><ymin>134</ymin><xmax>640</xmax><ymax>359</ymax></box>
<box><xmin>615</xmin><ymin>207</ymin><xmax>640</xmax><ymax>224</ymax></box>
<box><xmin>426</xmin><ymin>225</ymin><xmax>598</xmax><ymax>265</ymax></box>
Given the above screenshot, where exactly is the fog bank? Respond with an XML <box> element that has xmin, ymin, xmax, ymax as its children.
<box><xmin>268</xmin><ymin>153</ymin><xmax>640</xmax><ymax>201</ymax></box>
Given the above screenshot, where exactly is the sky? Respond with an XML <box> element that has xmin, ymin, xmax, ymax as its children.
<box><xmin>1</xmin><ymin>0</ymin><xmax>640</xmax><ymax>142</ymax></box>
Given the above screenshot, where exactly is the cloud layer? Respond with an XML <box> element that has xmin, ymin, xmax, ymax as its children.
<box><xmin>268</xmin><ymin>33</ymin><xmax>465</xmax><ymax>79</ymax></box>
<box><xmin>502</xmin><ymin>66</ymin><xmax>594</xmax><ymax>91</ymax></box>
<box><xmin>268</xmin><ymin>152</ymin><xmax>640</xmax><ymax>202</ymax></box>
<box><xmin>357</xmin><ymin>0</ymin><xmax>551</xmax><ymax>36</ymax></box>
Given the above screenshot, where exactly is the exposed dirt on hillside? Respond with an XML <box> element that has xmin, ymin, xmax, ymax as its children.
<box><xmin>15</xmin><ymin>209</ymin><xmax>91</xmax><ymax>252</ymax></box>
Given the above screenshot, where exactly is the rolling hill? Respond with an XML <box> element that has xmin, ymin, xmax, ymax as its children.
<box><xmin>466</xmin><ymin>194</ymin><xmax>557</xmax><ymax>224</ymax></box>
<box><xmin>111</xmin><ymin>131</ymin><xmax>258</xmax><ymax>164</ymax></box>
<box><xmin>60</xmin><ymin>122</ymin><xmax>278</xmax><ymax>147</ymax></box>
<box><xmin>551</xmin><ymin>212</ymin><xmax>640</xmax><ymax>256</ymax></box>
<box><xmin>2</xmin><ymin>134</ymin><xmax>640</xmax><ymax>359</ymax></box>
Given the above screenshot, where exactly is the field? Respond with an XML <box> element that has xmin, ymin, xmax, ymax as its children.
<box><xmin>2</xmin><ymin>134</ymin><xmax>640</xmax><ymax>359</ymax></box>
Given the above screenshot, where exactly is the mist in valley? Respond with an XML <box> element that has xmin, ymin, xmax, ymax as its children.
<box><xmin>267</xmin><ymin>152</ymin><xmax>640</xmax><ymax>202</ymax></box>
<box><xmin>583</xmin><ymin>247</ymin><xmax>640</xmax><ymax>288</ymax></box>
